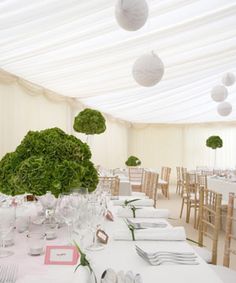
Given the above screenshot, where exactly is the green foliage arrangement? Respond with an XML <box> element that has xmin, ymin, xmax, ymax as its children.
<box><xmin>206</xmin><ymin>136</ymin><xmax>223</xmax><ymax>149</ymax></box>
<box><xmin>73</xmin><ymin>108</ymin><xmax>106</xmax><ymax>135</ymax></box>
<box><xmin>125</xmin><ymin>156</ymin><xmax>141</xmax><ymax>167</ymax></box>
<box><xmin>0</xmin><ymin>128</ymin><xmax>98</xmax><ymax>196</ymax></box>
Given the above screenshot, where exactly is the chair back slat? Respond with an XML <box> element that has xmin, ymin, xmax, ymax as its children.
<box><xmin>198</xmin><ymin>188</ymin><xmax>222</xmax><ymax>265</ymax></box>
<box><xmin>99</xmin><ymin>176</ymin><xmax>120</xmax><ymax>196</ymax></box>
<box><xmin>223</xmin><ymin>192</ymin><xmax>236</xmax><ymax>267</ymax></box>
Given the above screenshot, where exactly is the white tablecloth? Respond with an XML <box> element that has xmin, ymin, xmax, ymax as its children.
<box><xmin>208</xmin><ymin>176</ymin><xmax>236</xmax><ymax>234</ymax></box>
<box><xmin>4</xmin><ymin>204</ymin><xmax>223</xmax><ymax>283</ymax></box>
<box><xmin>208</xmin><ymin>176</ymin><xmax>236</xmax><ymax>202</ymax></box>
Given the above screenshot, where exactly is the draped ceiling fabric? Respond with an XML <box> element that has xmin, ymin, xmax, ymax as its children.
<box><xmin>0</xmin><ymin>0</ymin><xmax>236</xmax><ymax>124</ymax></box>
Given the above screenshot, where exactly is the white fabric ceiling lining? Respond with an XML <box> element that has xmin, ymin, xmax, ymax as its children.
<box><xmin>0</xmin><ymin>0</ymin><xmax>236</xmax><ymax>123</ymax></box>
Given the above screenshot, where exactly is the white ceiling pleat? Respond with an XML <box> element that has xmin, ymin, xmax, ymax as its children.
<box><xmin>0</xmin><ymin>0</ymin><xmax>236</xmax><ymax>123</ymax></box>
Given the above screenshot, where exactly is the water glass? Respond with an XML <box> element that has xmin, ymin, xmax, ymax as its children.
<box><xmin>27</xmin><ymin>232</ymin><xmax>46</xmax><ymax>256</ymax></box>
<box><xmin>44</xmin><ymin>221</ymin><xmax>58</xmax><ymax>240</ymax></box>
<box><xmin>0</xmin><ymin>206</ymin><xmax>15</xmax><ymax>258</ymax></box>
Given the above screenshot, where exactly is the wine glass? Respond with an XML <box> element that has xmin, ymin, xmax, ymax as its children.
<box><xmin>0</xmin><ymin>205</ymin><xmax>15</xmax><ymax>257</ymax></box>
<box><xmin>86</xmin><ymin>199</ymin><xmax>106</xmax><ymax>251</ymax></box>
<box><xmin>38</xmin><ymin>191</ymin><xmax>57</xmax><ymax>223</ymax></box>
<box><xmin>56</xmin><ymin>193</ymin><xmax>75</xmax><ymax>244</ymax></box>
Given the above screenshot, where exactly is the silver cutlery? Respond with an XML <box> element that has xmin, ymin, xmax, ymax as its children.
<box><xmin>135</xmin><ymin>245</ymin><xmax>197</xmax><ymax>258</ymax></box>
<box><xmin>0</xmin><ymin>265</ymin><xmax>18</xmax><ymax>283</ymax></box>
<box><xmin>136</xmin><ymin>249</ymin><xmax>199</xmax><ymax>265</ymax></box>
<box><xmin>126</xmin><ymin>219</ymin><xmax>167</xmax><ymax>229</ymax></box>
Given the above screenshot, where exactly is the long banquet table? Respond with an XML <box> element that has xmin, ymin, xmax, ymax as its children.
<box><xmin>207</xmin><ymin>176</ymin><xmax>236</xmax><ymax>202</ymax></box>
<box><xmin>2</xmin><ymin>201</ymin><xmax>224</xmax><ymax>283</ymax></box>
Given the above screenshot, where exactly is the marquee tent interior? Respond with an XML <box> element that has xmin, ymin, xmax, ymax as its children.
<box><xmin>1</xmin><ymin>0</ymin><xmax>236</xmax><ymax>176</ymax></box>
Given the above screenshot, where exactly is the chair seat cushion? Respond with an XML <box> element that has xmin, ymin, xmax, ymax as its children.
<box><xmin>192</xmin><ymin>246</ymin><xmax>212</xmax><ymax>263</ymax></box>
<box><xmin>210</xmin><ymin>265</ymin><xmax>236</xmax><ymax>283</ymax></box>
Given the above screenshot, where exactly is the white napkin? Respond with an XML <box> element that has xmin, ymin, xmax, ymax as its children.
<box><xmin>114</xmin><ymin>227</ymin><xmax>186</xmax><ymax>241</ymax></box>
<box><xmin>113</xmin><ymin>199</ymin><xmax>154</xmax><ymax>207</ymax></box>
<box><xmin>117</xmin><ymin>207</ymin><xmax>169</xmax><ymax>218</ymax></box>
<box><xmin>131</xmin><ymin>192</ymin><xmax>149</xmax><ymax>199</ymax></box>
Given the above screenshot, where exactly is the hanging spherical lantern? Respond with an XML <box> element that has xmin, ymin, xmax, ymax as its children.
<box><xmin>211</xmin><ymin>85</ymin><xmax>228</xmax><ymax>102</ymax></box>
<box><xmin>222</xmin><ymin>72</ymin><xmax>235</xmax><ymax>86</ymax></box>
<box><xmin>217</xmin><ymin>102</ymin><xmax>232</xmax><ymax>116</ymax></box>
<box><xmin>115</xmin><ymin>0</ymin><xmax>149</xmax><ymax>31</ymax></box>
<box><xmin>132</xmin><ymin>52</ymin><xmax>164</xmax><ymax>87</ymax></box>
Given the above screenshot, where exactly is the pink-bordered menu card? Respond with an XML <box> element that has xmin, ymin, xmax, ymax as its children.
<box><xmin>44</xmin><ymin>246</ymin><xmax>79</xmax><ymax>265</ymax></box>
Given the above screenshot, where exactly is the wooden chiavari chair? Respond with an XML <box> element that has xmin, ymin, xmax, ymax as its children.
<box><xmin>128</xmin><ymin>167</ymin><xmax>144</xmax><ymax>192</ymax></box>
<box><xmin>180</xmin><ymin>172</ymin><xmax>199</xmax><ymax>228</ymax></box>
<box><xmin>176</xmin><ymin>166</ymin><xmax>182</xmax><ymax>194</ymax></box>
<box><xmin>198</xmin><ymin>188</ymin><xmax>222</xmax><ymax>265</ymax></box>
<box><xmin>197</xmin><ymin>174</ymin><xmax>208</xmax><ymax>190</ymax></box>
<box><xmin>181</xmin><ymin>167</ymin><xmax>187</xmax><ymax>196</ymax></box>
<box><xmin>148</xmin><ymin>171</ymin><xmax>159</xmax><ymax>208</ymax></box>
<box><xmin>99</xmin><ymin>176</ymin><xmax>120</xmax><ymax>196</ymax></box>
<box><xmin>223</xmin><ymin>192</ymin><xmax>236</xmax><ymax>267</ymax></box>
<box><xmin>160</xmin><ymin>166</ymin><xmax>171</xmax><ymax>199</ymax></box>
<box><xmin>210</xmin><ymin>192</ymin><xmax>236</xmax><ymax>283</ymax></box>
<box><xmin>140</xmin><ymin>170</ymin><xmax>151</xmax><ymax>194</ymax></box>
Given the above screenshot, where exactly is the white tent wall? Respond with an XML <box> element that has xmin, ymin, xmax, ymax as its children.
<box><xmin>0</xmin><ymin>77</ymin><xmax>129</xmax><ymax>168</ymax></box>
<box><xmin>128</xmin><ymin>125</ymin><xmax>183</xmax><ymax>183</ymax></box>
<box><xmin>129</xmin><ymin>124</ymin><xmax>236</xmax><ymax>183</ymax></box>
<box><xmin>72</xmin><ymin>118</ymin><xmax>129</xmax><ymax>169</ymax></box>
<box><xmin>1</xmin><ymin>76</ymin><xmax>236</xmax><ymax>182</ymax></box>
<box><xmin>0</xmin><ymin>80</ymin><xmax>72</xmax><ymax>158</ymax></box>
<box><xmin>183</xmin><ymin>124</ymin><xmax>236</xmax><ymax>170</ymax></box>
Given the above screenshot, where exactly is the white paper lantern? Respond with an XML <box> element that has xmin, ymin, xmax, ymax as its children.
<box><xmin>115</xmin><ymin>0</ymin><xmax>148</xmax><ymax>31</ymax></box>
<box><xmin>211</xmin><ymin>85</ymin><xmax>228</xmax><ymax>102</ymax></box>
<box><xmin>132</xmin><ymin>52</ymin><xmax>164</xmax><ymax>87</ymax></box>
<box><xmin>222</xmin><ymin>72</ymin><xmax>235</xmax><ymax>86</ymax></box>
<box><xmin>217</xmin><ymin>102</ymin><xmax>232</xmax><ymax>116</ymax></box>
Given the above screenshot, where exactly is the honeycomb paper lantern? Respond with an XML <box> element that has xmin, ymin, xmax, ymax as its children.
<box><xmin>217</xmin><ymin>102</ymin><xmax>232</xmax><ymax>116</ymax></box>
<box><xmin>115</xmin><ymin>0</ymin><xmax>149</xmax><ymax>31</ymax></box>
<box><xmin>132</xmin><ymin>52</ymin><xmax>164</xmax><ymax>87</ymax></box>
<box><xmin>211</xmin><ymin>85</ymin><xmax>228</xmax><ymax>102</ymax></box>
<box><xmin>222</xmin><ymin>72</ymin><xmax>235</xmax><ymax>86</ymax></box>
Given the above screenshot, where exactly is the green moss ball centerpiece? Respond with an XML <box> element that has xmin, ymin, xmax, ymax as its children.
<box><xmin>125</xmin><ymin>156</ymin><xmax>141</xmax><ymax>167</ymax></box>
<box><xmin>0</xmin><ymin>127</ymin><xmax>98</xmax><ymax>196</ymax></box>
<box><xmin>73</xmin><ymin>108</ymin><xmax>106</xmax><ymax>135</ymax></box>
<box><xmin>206</xmin><ymin>136</ymin><xmax>223</xmax><ymax>149</ymax></box>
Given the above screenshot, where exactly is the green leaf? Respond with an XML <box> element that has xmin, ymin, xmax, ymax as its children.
<box><xmin>124</xmin><ymin>198</ymin><xmax>140</xmax><ymax>206</ymax></box>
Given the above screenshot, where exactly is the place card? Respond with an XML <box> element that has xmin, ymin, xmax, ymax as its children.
<box><xmin>44</xmin><ymin>246</ymin><xmax>79</xmax><ymax>265</ymax></box>
<box><xmin>106</xmin><ymin>210</ymin><xmax>114</xmax><ymax>221</ymax></box>
<box><xmin>96</xmin><ymin>229</ymin><xmax>109</xmax><ymax>244</ymax></box>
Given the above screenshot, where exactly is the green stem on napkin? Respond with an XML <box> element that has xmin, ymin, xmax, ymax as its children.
<box><xmin>131</xmin><ymin>205</ymin><xmax>137</xmax><ymax>218</ymax></box>
<box><xmin>128</xmin><ymin>224</ymin><xmax>136</xmax><ymax>241</ymax></box>
<box><xmin>74</xmin><ymin>241</ymin><xmax>97</xmax><ymax>283</ymax></box>
<box><xmin>124</xmin><ymin>198</ymin><xmax>140</xmax><ymax>206</ymax></box>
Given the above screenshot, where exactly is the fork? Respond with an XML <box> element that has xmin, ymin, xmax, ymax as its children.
<box><xmin>0</xmin><ymin>265</ymin><xmax>18</xmax><ymax>283</ymax></box>
<box><xmin>126</xmin><ymin>219</ymin><xmax>167</xmax><ymax>229</ymax></box>
<box><xmin>135</xmin><ymin>245</ymin><xmax>197</xmax><ymax>258</ymax></box>
<box><xmin>136</xmin><ymin>249</ymin><xmax>199</xmax><ymax>265</ymax></box>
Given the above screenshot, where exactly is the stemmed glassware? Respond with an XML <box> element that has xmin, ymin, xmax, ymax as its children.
<box><xmin>0</xmin><ymin>205</ymin><xmax>15</xmax><ymax>257</ymax></box>
<box><xmin>86</xmin><ymin>193</ymin><xmax>106</xmax><ymax>251</ymax></box>
<box><xmin>38</xmin><ymin>191</ymin><xmax>57</xmax><ymax>224</ymax></box>
<box><xmin>56</xmin><ymin>193</ymin><xmax>76</xmax><ymax>244</ymax></box>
